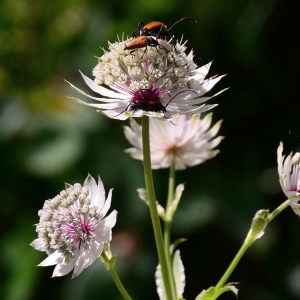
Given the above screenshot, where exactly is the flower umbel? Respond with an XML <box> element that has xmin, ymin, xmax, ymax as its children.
<box><xmin>30</xmin><ymin>174</ymin><xmax>117</xmax><ymax>277</ymax></box>
<box><xmin>67</xmin><ymin>37</ymin><xmax>226</xmax><ymax>120</ymax></box>
<box><xmin>124</xmin><ymin>112</ymin><xmax>223</xmax><ymax>170</ymax></box>
<box><xmin>277</xmin><ymin>142</ymin><xmax>300</xmax><ymax>215</ymax></box>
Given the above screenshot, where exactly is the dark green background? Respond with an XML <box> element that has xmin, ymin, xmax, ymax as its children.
<box><xmin>1</xmin><ymin>0</ymin><xmax>300</xmax><ymax>299</ymax></box>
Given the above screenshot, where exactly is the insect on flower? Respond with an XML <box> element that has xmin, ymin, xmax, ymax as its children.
<box><xmin>124</xmin><ymin>35</ymin><xmax>160</xmax><ymax>52</ymax></box>
<box><xmin>116</xmin><ymin>88</ymin><xmax>197</xmax><ymax>117</ymax></box>
<box><xmin>66</xmin><ymin>30</ymin><xmax>226</xmax><ymax>121</ymax></box>
<box><xmin>131</xmin><ymin>17</ymin><xmax>197</xmax><ymax>43</ymax></box>
<box><xmin>124</xmin><ymin>35</ymin><xmax>175</xmax><ymax>60</ymax></box>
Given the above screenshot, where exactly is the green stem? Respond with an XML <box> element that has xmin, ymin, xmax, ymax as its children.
<box><xmin>164</xmin><ymin>158</ymin><xmax>177</xmax><ymax>293</ymax></box>
<box><xmin>215</xmin><ymin>238</ymin><xmax>250</xmax><ymax>290</ymax></box>
<box><xmin>215</xmin><ymin>199</ymin><xmax>291</xmax><ymax>290</ymax></box>
<box><xmin>100</xmin><ymin>251</ymin><xmax>132</xmax><ymax>300</ymax></box>
<box><xmin>142</xmin><ymin>116</ymin><xmax>176</xmax><ymax>300</ymax></box>
<box><xmin>267</xmin><ymin>199</ymin><xmax>290</xmax><ymax>223</ymax></box>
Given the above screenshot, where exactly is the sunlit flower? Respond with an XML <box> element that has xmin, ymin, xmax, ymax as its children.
<box><xmin>30</xmin><ymin>174</ymin><xmax>117</xmax><ymax>277</ymax></box>
<box><xmin>277</xmin><ymin>142</ymin><xmax>300</xmax><ymax>215</ymax></box>
<box><xmin>124</xmin><ymin>112</ymin><xmax>223</xmax><ymax>170</ymax></box>
<box><xmin>67</xmin><ymin>37</ymin><xmax>226</xmax><ymax>120</ymax></box>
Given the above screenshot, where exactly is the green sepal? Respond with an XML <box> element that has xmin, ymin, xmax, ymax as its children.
<box><xmin>98</xmin><ymin>243</ymin><xmax>116</xmax><ymax>271</ymax></box>
<box><xmin>246</xmin><ymin>209</ymin><xmax>269</xmax><ymax>245</ymax></box>
<box><xmin>195</xmin><ymin>283</ymin><xmax>239</xmax><ymax>300</ymax></box>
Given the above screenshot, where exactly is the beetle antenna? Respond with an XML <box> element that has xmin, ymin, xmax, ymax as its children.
<box><xmin>289</xmin><ymin>129</ymin><xmax>300</xmax><ymax>141</ymax></box>
<box><xmin>167</xmin><ymin>17</ymin><xmax>197</xmax><ymax>32</ymax></box>
<box><xmin>165</xmin><ymin>89</ymin><xmax>198</xmax><ymax>108</ymax></box>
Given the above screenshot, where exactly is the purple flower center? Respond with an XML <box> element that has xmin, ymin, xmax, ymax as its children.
<box><xmin>130</xmin><ymin>86</ymin><xmax>166</xmax><ymax>112</ymax></box>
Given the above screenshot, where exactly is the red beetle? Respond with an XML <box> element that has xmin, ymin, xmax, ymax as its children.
<box><xmin>131</xmin><ymin>17</ymin><xmax>197</xmax><ymax>41</ymax></box>
<box><xmin>124</xmin><ymin>35</ymin><xmax>159</xmax><ymax>51</ymax></box>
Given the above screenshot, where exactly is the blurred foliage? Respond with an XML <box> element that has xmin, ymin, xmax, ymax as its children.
<box><xmin>0</xmin><ymin>0</ymin><xmax>300</xmax><ymax>299</ymax></box>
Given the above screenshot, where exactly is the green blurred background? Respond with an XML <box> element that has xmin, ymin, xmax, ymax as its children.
<box><xmin>1</xmin><ymin>0</ymin><xmax>300</xmax><ymax>299</ymax></box>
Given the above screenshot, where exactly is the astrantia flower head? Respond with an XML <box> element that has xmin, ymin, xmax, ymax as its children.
<box><xmin>277</xmin><ymin>142</ymin><xmax>300</xmax><ymax>215</ymax></box>
<box><xmin>30</xmin><ymin>174</ymin><xmax>117</xmax><ymax>277</ymax></box>
<box><xmin>67</xmin><ymin>37</ymin><xmax>226</xmax><ymax>120</ymax></box>
<box><xmin>124</xmin><ymin>112</ymin><xmax>223</xmax><ymax>170</ymax></box>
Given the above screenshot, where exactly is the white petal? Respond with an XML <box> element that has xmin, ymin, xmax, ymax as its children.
<box><xmin>100</xmin><ymin>189</ymin><xmax>114</xmax><ymax>216</ymax></box>
<box><xmin>52</xmin><ymin>257</ymin><xmax>76</xmax><ymax>277</ymax></box>
<box><xmin>94</xmin><ymin>226</ymin><xmax>112</xmax><ymax>243</ymax></box>
<box><xmin>38</xmin><ymin>251</ymin><xmax>64</xmax><ymax>267</ymax></box>
<box><xmin>66</xmin><ymin>81</ymin><xmax>126</xmax><ymax>103</ymax></box>
<box><xmin>99</xmin><ymin>210</ymin><xmax>117</xmax><ymax>228</ymax></box>
<box><xmin>80</xmin><ymin>71</ymin><xmax>129</xmax><ymax>99</ymax></box>
<box><xmin>30</xmin><ymin>238</ymin><xmax>46</xmax><ymax>252</ymax></box>
<box><xmin>73</xmin><ymin>247</ymin><xmax>97</xmax><ymax>277</ymax></box>
<box><xmin>194</xmin><ymin>75</ymin><xmax>226</xmax><ymax>95</ymax></box>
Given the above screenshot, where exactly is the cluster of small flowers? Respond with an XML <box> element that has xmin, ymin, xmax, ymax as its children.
<box><xmin>35</xmin><ymin>183</ymin><xmax>98</xmax><ymax>258</ymax></box>
<box><xmin>93</xmin><ymin>39</ymin><xmax>197</xmax><ymax>89</ymax></box>
<box><xmin>31</xmin><ymin>175</ymin><xmax>116</xmax><ymax>277</ymax></box>
<box><xmin>68</xmin><ymin>36</ymin><xmax>225</xmax><ymax>120</ymax></box>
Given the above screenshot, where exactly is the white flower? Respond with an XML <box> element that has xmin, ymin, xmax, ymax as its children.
<box><xmin>30</xmin><ymin>174</ymin><xmax>117</xmax><ymax>277</ymax></box>
<box><xmin>67</xmin><ymin>37</ymin><xmax>226</xmax><ymax>120</ymax></box>
<box><xmin>124</xmin><ymin>112</ymin><xmax>223</xmax><ymax>170</ymax></box>
<box><xmin>277</xmin><ymin>142</ymin><xmax>300</xmax><ymax>215</ymax></box>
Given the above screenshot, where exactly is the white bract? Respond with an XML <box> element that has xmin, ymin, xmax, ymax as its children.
<box><xmin>155</xmin><ymin>250</ymin><xmax>185</xmax><ymax>300</ymax></box>
<box><xmin>278</xmin><ymin>142</ymin><xmax>300</xmax><ymax>215</ymax></box>
<box><xmin>124</xmin><ymin>112</ymin><xmax>223</xmax><ymax>170</ymax></box>
<box><xmin>30</xmin><ymin>174</ymin><xmax>117</xmax><ymax>277</ymax></box>
<box><xmin>67</xmin><ymin>37</ymin><xmax>226</xmax><ymax>120</ymax></box>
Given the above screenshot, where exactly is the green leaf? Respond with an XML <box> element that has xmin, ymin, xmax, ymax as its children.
<box><xmin>166</xmin><ymin>183</ymin><xmax>185</xmax><ymax>221</ymax></box>
<box><xmin>195</xmin><ymin>283</ymin><xmax>239</xmax><ymax>300</ymax></box>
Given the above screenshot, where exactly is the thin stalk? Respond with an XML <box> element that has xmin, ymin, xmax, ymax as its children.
<box><xmin>142</xmin><ymin>116</ymin><xmax>176</xmax><ymax>300</ymax></box>
<box><xmin>215</xmin><ymin>238</ymin><xmax>250</xmax><ymax>290</ymax></box>
<box><xmin>100</xmin><ymin>251</ymin><xmax>132</xmax><ymax>300</ymax></box>
<box><xmin>164</xmin><ymin>158</ymin><xmax>177</xmax><ymax>293</ymax></box>
<box><xmin>267</xmin><ymin>199</ymin><xmax>290</xmax><ymax>223</ymax></box>
<box><xmin>215</xmin><ymin>199</ymin><xmax>291</xmax><ymax>290</ymax></box>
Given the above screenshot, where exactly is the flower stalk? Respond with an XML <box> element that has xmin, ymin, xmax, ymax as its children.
<box><xmin>164</xmin><ymin>158</ymin><xmax>177</xmax><ymax>292</ymax></box>
<box><xmin>215</xmin><ymin>199</ymin><xmax>290</xmax><ymax>291</ymax></box>
<box><xmin>99</xmin><ymin>247</ymin><xmax>132</xmax><ymax>300</ymax></box>
<box><xmin>142</xmin><ymin>116</ymin><xmax>176</xmax><ymax>300</ymax></box>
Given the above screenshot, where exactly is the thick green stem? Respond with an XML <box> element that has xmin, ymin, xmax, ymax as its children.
<box><xmin>215</xmin><ymin>199</ymin><xmax>291</xmax><ymax>290</ymax></box>
<box><xmin>142</xmin><ymin>116</ymin><xmax>176</xmax><ymax>300</ymax></box>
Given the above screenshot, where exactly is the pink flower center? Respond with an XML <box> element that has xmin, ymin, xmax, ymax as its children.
<box><xmin>62</xmin><ymin>216</ymin><xmax>94</xmax><ymax>245</ymax></box>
